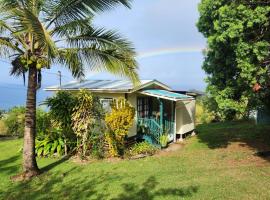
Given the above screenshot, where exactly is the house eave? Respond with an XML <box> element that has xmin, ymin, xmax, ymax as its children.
<box><xmin>139</xmin><ymin>91</ymin><xmax>194</xmax><ymax>102</ymax></box>
<box><xmin>44</xmin><ymin>88</ymin><xmax>132</xmax><ymax>93</ymax></box>
<box><xmin>131</xmin><ymin>79</ymin><xmax>172</xmax><ymax>92</ymax></box>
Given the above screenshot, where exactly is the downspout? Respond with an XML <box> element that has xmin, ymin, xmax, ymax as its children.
<box><xmin>173</xmin><ymin>101</ymin><xmax>177</xmax><ymax>142</ymax></box>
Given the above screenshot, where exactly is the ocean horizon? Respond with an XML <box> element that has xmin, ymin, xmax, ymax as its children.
<box><xmin>0</xmin><ymin>83</ymin><xmax>52</xmax><ymax>110</ymax></box>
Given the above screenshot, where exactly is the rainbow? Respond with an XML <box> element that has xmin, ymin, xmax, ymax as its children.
<box><xmin>86</xmin><ymin>46</ymin><xmax>205</xmax><ymax>77</ymax></box>
<box><xmin>136</xmin><ymin>46</ymin><xmax>205</xmax><ymax>59</ymax></box>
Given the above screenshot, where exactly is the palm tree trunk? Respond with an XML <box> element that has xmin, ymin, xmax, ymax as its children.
<box><xmin>23</xmin><ymin>66</ymin><xmax>40</xmax><ymax>177</ymax></box>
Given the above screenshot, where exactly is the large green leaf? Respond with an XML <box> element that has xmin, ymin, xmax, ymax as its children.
<box><xmin>44</xmin><ymin>143</ymin><xmax>52</xmax><ymax>156</ymax></box>
<box><xmin>37</xmin><ymin>147</ymin><xmax>44</xmax><ymax>157</ymax></box>
<box><xmin>50</xmin><ymin>140</ymin><xmax>58</xmax><ymax>155</ymax></box>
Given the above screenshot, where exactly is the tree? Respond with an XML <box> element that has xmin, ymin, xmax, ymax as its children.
<box><xmin>44</xmin><ymin>91</ymin><xmax>77</xmax><ymax>155</ymax></box>
<box><xmin>71</xmin><ymin>90</ymin><xmax>104</xmax><ymax>157</ymax></box>
<box><xmin>197</xmin><ymin>0</ymin><xmax>270</xmax><ymax>120</ymax></box>
<box><xmin>0</xmin><ymin>0</ymin><xmax>139</xmax><ymax>178</ymax></box>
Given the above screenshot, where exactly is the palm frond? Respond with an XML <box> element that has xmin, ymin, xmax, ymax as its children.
<box><xmin>0</xmin><ymin>0</ymin><xmax>22</xmax><ymax>10</ymax></box>
<box><xmin>58</xmin><ymin>46</ymin><xmax>139</xmax><ymax>84</ymax></box>
<box><xmin>80</xmin><ymin>47</ymin><xmax>139</xmax><ymax>84</ymax></box>
<box><xmin>67</xmin><ymin>27</ymin><xmax>135</xmax><ymax>52</ymax></box>
<box><xmin>10</xmin><ymin>56</ymin><xmax>27</xmax><ymax>85</ymax></box>
<box><xmin>45</xmin><ymin>0</ymin><xmax>132</xmax><ymax>28</ymax></box>
<box><xmin>0</xmin><ymin>36</ymin><xmax>24</xmax><ymax>53</ymax></box>
<box><xmin>56</xmin><ymin>48</ymin><xmax>85</xmax><ymax>79</ymax></box>
<box><xmin>12</xmin><ymin>8</ymin><xmax>57</xmax><ymax>58</ymax></box>
<box><xmin>64</xmin><ymin>27</ymin><xmax>139</xmax><ymax>84</ymax></box>
<box><xmin>24</xmin><ymin>0</ymin><xmax>47</xmax><ymax>16</ymax></box>
<box><xmin>0</xmin><ymin>36</ymin><xmax>24</xmax><ymax>60</ymax></box>
<box><xmin>0</xmin><ymin>19</ymin><xmax>29</xmax><ymax>51</ymax></box>
<box><xmin>51</xmin><ymin>18</ymin><xmax>92</xmax><ymax>37</ymax></box>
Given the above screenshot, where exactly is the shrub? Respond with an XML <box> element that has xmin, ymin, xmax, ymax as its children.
<box><xmin>88</xmin><ymin>125</ymin><xmax>106</xmax><ymax>159</ymax></box>
<box><xmin>71</xmin><ymin>90</ymin><xmax>105</xmax><ymax>157</ymax></box>
<box><xmin>36</xmin><ymin>109</ymin><xmax>52</xmax><ymax>138</ymax></box>
<box><xmin>196</xmin><ymin>97</ymin><xmax>216</xmax><ymax>124</ymax></box>
<box><xmin>105</xmin><ymin>98</ymin><xmax>135</xmax><ymax>157</ymax></box>
<box><xmin>0</xmin><ymin>120</ymin><xmax>7</xmax><ymax>135</ymax></box>
<box><xmin>45</xmin><ymin>91</ymin><xmax>78</xmax><ymax>155</ymax></box>
<box><xmin>36</xmin><ymin>129</ymin><xmax>69</xmax><ymax>157</ymax></box>
<box><xmin>104</xmin><ymin>132</ymin><xmax>119</xmax><ymax>157</ymax></box>
<box><xmin>127</xmin><ymin>142</ymin><xmax>158</xmax><ymax>157</ymax></box>
<box><xmin>44</xmin><ymin>91</ymin><xmax>76</xmax><ymax>135</ymax></box>
<box><xmin>45</xmin><ymin>90</ymin><xmax>105</xmax><ymax>158</ymax></box>
<box><xmin>3</xmin><ymin>106</ymin><xmax>25</xmax><ymax>136</ymax></box>
<box><xmin>2</xmin><ymin>106</ymin><xmax>50</xmax><ymax>137</ymax></box>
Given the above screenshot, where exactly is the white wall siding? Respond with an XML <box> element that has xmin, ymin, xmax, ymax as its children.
<box><xmin>175</xmin><ymin>100</ymin><xmax>196</xmax><ymax>135</ymax></box>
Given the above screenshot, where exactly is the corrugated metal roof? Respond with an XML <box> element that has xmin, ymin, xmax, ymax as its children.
<box><xmin>140</xmin><ymin>89</ymin><xmax>193</xmax><ymax>101</ymax></box>
<box><xmin>45</xmin><ymin>79</ymin><xmax>156</xmax><ymax>92</ymax></box>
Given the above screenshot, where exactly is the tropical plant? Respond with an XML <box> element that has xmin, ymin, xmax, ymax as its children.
<box><xmin>197</xmin><ymin>0</ymin><xmax>270</xmax><ymax>120</ymax></box>
<box><xmin>71</xmin><ymin>90</ymin><xmax>104</xmax><ymax>157</ymax></box>
<box><xmin>105</xmin><ymin>98</ymin><xmax>135</xmax><ymax>156</ymax></box>
<box><xmin>45</xmin><ymin>91</ymin><xmax>76</xmax><ymax>132</ymax></box>
<box><xmin>159</xmin><ymin>135</ymin><xmax>168</xmax><ymax>148</ymax></box>
<box><xmin>36</xmin><ymin>129</ymin><xmax>66</xmax><ymax>157</ymax></box>
<box><xmin>127</xmin><ymin>142</ymin><xmax>158</xmax><ymax>157</ymax></box>
<box><xmin>44</xmin><ymin>91</ymin><xmax>77</xmax><ymax>154</ymax></box>
<box><xmin>0</xmin><ymin>0</ymin><xmax>139</xmax><ymax>177</ymax></box>
<box><xmin>36</xmin><ymin>109</ymin><xmax>51</xmax><ymax>137</ymax></box>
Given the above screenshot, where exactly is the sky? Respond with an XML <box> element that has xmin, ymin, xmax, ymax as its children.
<box><xmin>0</xmin><ymin>0</ymin><xmax>206</xmax><ymax>91</ymax></box>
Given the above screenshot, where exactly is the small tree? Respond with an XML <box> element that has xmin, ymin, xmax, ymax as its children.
<box><xmin>71</xmin><ymin>90</ymin><xmax>104</xmax><ymax>157</ymax></box>
<box><xmin>105</xmin><ymin>98</ymin><xmax>135</xmax><ymax>156</ymax></box>
<box><xmin>45</xmin><ymin>91</ymin><xmax>77</xmax><ymax>154</ymax></box>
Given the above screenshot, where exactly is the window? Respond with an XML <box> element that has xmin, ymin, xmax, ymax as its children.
<box><xmin>100</xmin><ymin>98</ymin><xmax>113</xmax><ymax>112</ymax></box>
<box><xmin>137</xmin><ymin>97</ymin><xmax>150</xmax><ymax>118</ymax></box>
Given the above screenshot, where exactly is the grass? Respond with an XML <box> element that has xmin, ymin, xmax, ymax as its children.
<box><xmin>1</xmin><ymin>121</ymin><xmax>270</xmax><ymax>200</ymax></box>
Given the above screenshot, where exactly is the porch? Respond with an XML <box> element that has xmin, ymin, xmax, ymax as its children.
<box><xmin>136</xmin><ymin>89</ymin><xmax>193</xmax><ymax>146</ymax></box>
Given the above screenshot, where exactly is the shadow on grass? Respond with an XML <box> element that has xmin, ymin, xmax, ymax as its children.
<box><xmin>196</xmin><ymin>121</ymin><xmax>270</xmax><ymax>161</ymax></box>
<box><xmin>0</xmin><ymin>155</ymin><xmax>21</xmax><ymax>176</ymax></box>
<box><xmin>1</xmin><ymin>171</ymin><xmax>199</xmax><ymax>200</ymax></box>
<box><xmin>41</xmin><ymin>155</ymin><xmax>71</xmax><ymax>173</ymax></box>
<box><xmin>113</xmin><ymin>176</ymin><xmax>198</xmax><ymax>200</ymax></box>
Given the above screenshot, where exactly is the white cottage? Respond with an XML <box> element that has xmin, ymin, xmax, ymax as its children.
<box><xmin>45</xmin><ymin>79</ymin><xmax>196</xmax><ymax>145</ymax></box>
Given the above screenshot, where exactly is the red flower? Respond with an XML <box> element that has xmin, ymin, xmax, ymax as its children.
<box><xmin>253</xmin><ymin>83</ymin><xmax>262</xmax><ymax>92</ymax></box>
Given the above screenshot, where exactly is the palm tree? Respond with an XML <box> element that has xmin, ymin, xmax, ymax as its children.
<box><xmin>0</xmin><ymin>0</ymin><xmax>139</xmax><ymax>178</ymax></box>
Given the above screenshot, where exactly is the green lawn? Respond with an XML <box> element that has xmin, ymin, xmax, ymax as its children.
<box><xmin>1</xmin><ymin>122</ymin><xmax>270</xmax><ymax>200</ymax></box>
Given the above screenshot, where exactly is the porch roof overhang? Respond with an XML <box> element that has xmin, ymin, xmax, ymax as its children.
<box><xmin>139</xmin><ymin>89</ymin><xmax>194</xmax><ymax>101</ymax></box>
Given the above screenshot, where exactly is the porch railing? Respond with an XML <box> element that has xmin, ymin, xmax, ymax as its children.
<box><xmin>137</xmin><ymin>118</ymin><xmax>162</xmax><ymax>144</ymax></box>
<box><xmin>137</xmin><ymin>118</ymin><xmax>176</xmax><ymax>145</ymax></box>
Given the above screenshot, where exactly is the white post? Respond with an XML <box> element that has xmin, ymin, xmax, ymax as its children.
<box><xmin>179</xmin><ymin>134</ymin><xmax>184</xmax><ymax>142</ymax></box>
<box><xmin>191</xmin><ymin>131</ymin><xmax>196</xmax><ymax>136</ymax></box>
<box><xmin>174</xmin><ymin>102</ymin><xmax>177</xmax><ymax>142</ymax></box>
